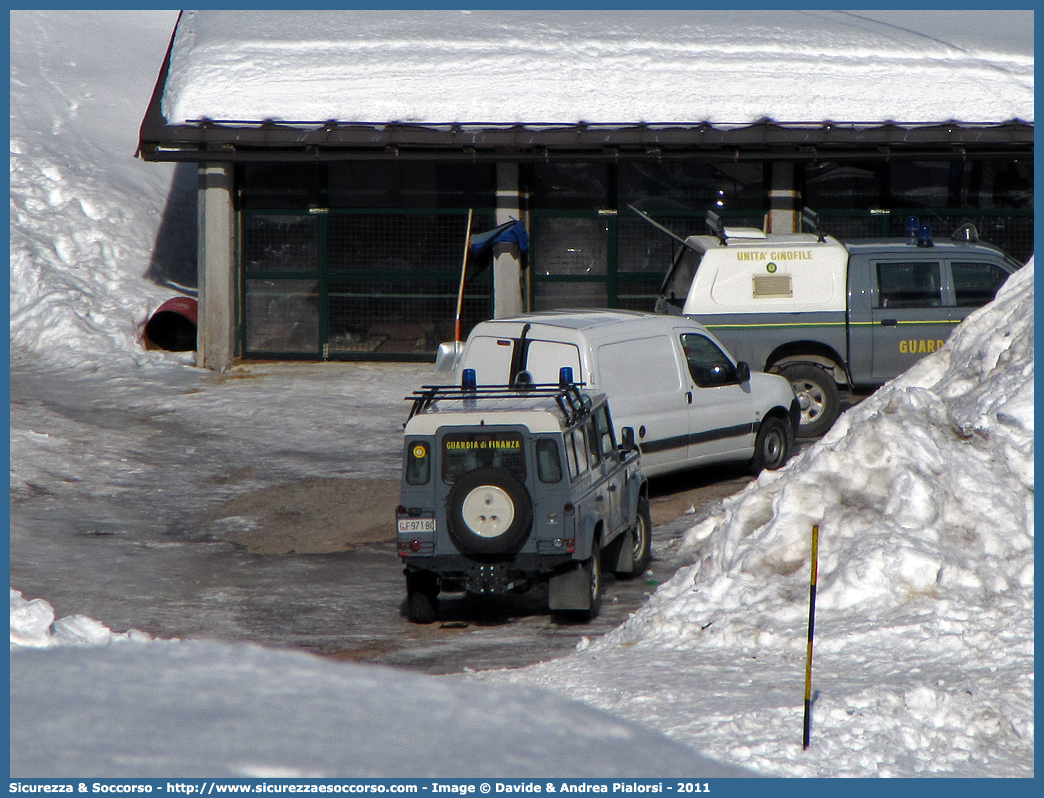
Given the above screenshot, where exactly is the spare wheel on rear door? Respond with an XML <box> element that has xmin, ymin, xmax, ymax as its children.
<box><xmin>446</xmin><ymin>467</ymin><xmax>533</xmax><ymax>555</ymax></box>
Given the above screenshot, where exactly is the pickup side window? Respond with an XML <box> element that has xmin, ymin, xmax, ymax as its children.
<box><xmin>876</xmin><ymin>262</ymin><xmax>942</xmax><ymax>309</ymax></box>
<box><xmin>952</xmin><ymin>261</ymin><xmax>1010</xmax><ymax>307</ymax></box>
<box><xmin>680</xmin><ymin>333</ymin><xmax>736</xmax><ymax>387</ymax></box>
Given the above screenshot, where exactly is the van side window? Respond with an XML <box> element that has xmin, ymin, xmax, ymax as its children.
<box><xmin>679</xmin><ymin>333</ymin><xmax>736</xmax><ymax>387</ymax></box>
<box><xmin>951</xmin><ymin>261</ymin><xmax>1010</xmax><ymax>307</ymax></box>
<box><xmin>568</xmin><ymin>429</ymin><xmax>588</xmax><ymax>478</ymax></box>
<box><xmin>405</xmin><ymin>440</ymin><xmax>431</xmax><ymax>485</ymax></box>
<box><xmin>593</xmin><ymin>405</ymin><xmax>615</xmax><ymax>459</ymax></box>
<box><xmin>876</xmin><ymin>262</ymin><xmax>942</xmax><ymax>308</ymax></box>
<box><xmin>536</xmin><ymin>439</ymin><xmax>563</xmax><ymax>483</ymax></box>
<box><xmin>564</xmin><ymin>432</ymin><xmax>579</xmax><ymax>480</ymax></box>
<box><xmin>585</xmin><ymin>420</ymin><xmax>602</xmax><ymax>469</ymax></box>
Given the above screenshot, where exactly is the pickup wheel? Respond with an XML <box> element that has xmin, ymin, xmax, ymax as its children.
<box><xmin>618</xmin><ymin>497</ymin><xmax>652</xmax><ymax>579</ymax></box>
<box><xmin>446</xmin><ymin>467</ymin><xmax>533</xmax><ymax>555</ymax></box>
<box><xmin>781</xmin><ymin>363</ymin><xmax>840</xmax><ymax>437</ymax></box>
<box><xmin>751</xmin><ymin>417</ymin><xmax>790</xmax><ymax>473</ymax></box>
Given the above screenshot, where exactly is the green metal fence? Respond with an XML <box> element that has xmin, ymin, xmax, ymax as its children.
<box><xmin>239</xmin><ymin>205</ymin><xmax>1031</xmax><ymax>360</ymax></box>
<box><xmin>239</xmin><ymin>208</ymin><xmax>495</xmax><ymax>361</ymax></box>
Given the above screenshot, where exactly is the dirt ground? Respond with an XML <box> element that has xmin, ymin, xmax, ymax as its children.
<box><xmin>199</xmin><ymin>473</ymin><xmax>751</xmax><ymax>555</ymax></box>
<box><xmin>201</xmin><ymin>477</ymin><xmax>402</xmax><ymax>554</ymax></box>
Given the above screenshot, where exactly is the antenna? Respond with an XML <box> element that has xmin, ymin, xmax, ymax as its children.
<box><xmin>627</xmin><ymin>205</ymin><xmax>704</xmax><ymax>255</ymax></box>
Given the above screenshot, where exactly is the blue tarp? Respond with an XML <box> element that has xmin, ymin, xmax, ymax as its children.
<box><xmin>468</xmin><ymin>219</ymin><xmax>529</xmax><ymax>254</ymax></box>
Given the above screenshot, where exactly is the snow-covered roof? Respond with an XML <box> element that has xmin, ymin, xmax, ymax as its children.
<box><xmin>160</xmin><ymin>9</ymin><xmax>1033</xmax><ymax>127</ymax></box>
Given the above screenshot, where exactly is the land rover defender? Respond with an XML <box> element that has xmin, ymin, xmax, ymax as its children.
<box><xmin>397</xmin><ymin>371</ymin><xmax>651</xmax><ymax>624</ymax></box>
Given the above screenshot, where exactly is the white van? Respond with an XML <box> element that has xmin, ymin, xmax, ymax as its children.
<box><xmin>435</xmin><ymin>310</ymin><xmax>798</xmax><ymax>477</ymax></box>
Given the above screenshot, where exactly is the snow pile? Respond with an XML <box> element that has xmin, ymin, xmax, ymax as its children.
<box><xmin>11</xmin><ymin>589</ymin><xmax>153</xmax><ymax>649</ymax></box>
<box><xmin>162</xmin><ymin>9</ymin><xmax>1034</xmax><ymax>126</ymax></box>
<box><xmin>10</xmin><ymin>10</ymin><xmax>186</xmax><ymax>369</ymax></box>
<box><xmin>627</xmin><ymin>259</ymin><xmax>1033</xmax><ymax>643</ymax></box>
<box><xmin>11</xmin><ymin>641</ymin><xmax>754</xmax><ymax>778</ymax></box>
<box><xmin>479</xmin><ymin>261</ymin><xmax>1034</xmax><ymax>776</ymax></box>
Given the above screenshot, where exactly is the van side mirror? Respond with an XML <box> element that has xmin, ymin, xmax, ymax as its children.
<box><xmin>735</xmin><ymin>361</ymin><xmax>751</xmax><ymax>384</ymax></box>
<box><xmin>619</xmin><ymin>426</ymin><xmax>638</xmax><ymax>453</ymax></box>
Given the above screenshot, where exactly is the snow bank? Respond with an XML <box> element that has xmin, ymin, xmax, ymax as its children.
<box><xmin>619</xmin><ymin>260</ymin><xmax>1032</xmax><ymax>648</ymax></box>
<box><xmin>10</xmin><ymin>589</ymin><xmax>153</xmax><ymax>649</ymax></box>
<box><xmin>163</xmin><ymin>10</ymin><xmax>1034</xmax><ymax>126</ymax></box>
<box><xmin>9</xmin><ymin>10</ymin><xmax>188</xmax><ymax>370</ymax></box>
<box><xmin>10</xmin><ymin>640</ymin><xmax>754</xmax><ymax>778</ymax></box>
<box><xmin>481</xmin><ymin>261</ymin><xmax>1033</xmax><ymax>777</ymax></box>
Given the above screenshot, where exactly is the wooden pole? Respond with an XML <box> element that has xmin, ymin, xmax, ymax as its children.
<box><xmin>802</xmin><ymin>523</ymin><xmax>820</xmax><ymax>749</ymax></box>
<box><xmin>454</xmin><ymin>209</ymin><xmax>474</xmax><ymax>342</ymax></box>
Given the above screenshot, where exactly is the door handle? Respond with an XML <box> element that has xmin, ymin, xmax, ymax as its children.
<box><xmin>596</xmin><ymin>494</ymin><xmax>605</xmax><ymax>502</ymax></box>
<box><xmin>686</xmin><ymin>391</ymin><xmax>693</xmax><ymax>404</ymax></box>
<box><xmin>608</xmin><ymin>484</ymin><xmax>617</xmax><ymax>492</ymax></box>
<box><xmin>881</xmin><ymin>319</ymin><xmax>897</xmax><ymax>327</ymax></box>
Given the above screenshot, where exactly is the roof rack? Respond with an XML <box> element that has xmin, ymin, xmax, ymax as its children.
<box><xmin>406</xmin><ymin>383</ymin><xmax>592</xmax><ymax>426</ymax></box>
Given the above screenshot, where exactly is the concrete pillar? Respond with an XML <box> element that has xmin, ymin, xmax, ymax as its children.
<box><xmin>493</xmin><ymin>162</ymin><xmax>524</xmax><ymax>317</ymax></box>
<box><xmin>767</xmin><ymin>163</ymin><xmax>799</xmax><ymax>234</ymax></box>
<box><xmin>196</xmin><ymin>163</ymin><xmax>236</xmax><ymax>371</ymax></box>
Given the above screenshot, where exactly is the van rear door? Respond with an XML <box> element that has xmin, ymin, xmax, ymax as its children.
<box><xmin>524</xmin><ymin>339</ymin><xmax>583</xmax><ymax>384</ymax></box>
<box><xmin>462</xmin><ymin>334</ymin><xmax>583</xmax><ymax>386</ymax></box>
<box><xmin>460</xmin><ymin>335</ymin><xmax>517</xmax><ymax>385</ymax></box>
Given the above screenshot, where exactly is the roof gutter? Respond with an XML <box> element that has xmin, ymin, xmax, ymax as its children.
<box><xmin>138</xmin><ymin>119</ymin><xmax>1034</xmax><ymax>164</ymax></box>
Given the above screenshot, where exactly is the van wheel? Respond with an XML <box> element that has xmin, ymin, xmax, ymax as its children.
<box><xmin>781</xmin><ymin>364</ymin><xmax>840</xmax><ymax>437</ymax></box>
<box><xmin>751</xmin><ymin>417</ymin><xmax>790</xmax><ymax>473</ymax></box>
<box><xmin>446</xmin><ymin>467</ymin><xmax>533</xmax><ymax>555</ymax></box>
<box><xmin>405</xmin><ymin>572</ymin><xmax>439</xmax><ymax>624</ymax></box>
<box><xmin>580</xmin><ymin>537</ymin><xmax>603</xmax><ymax>621</ymax></box>
<box><xmin>619</xmin><ymin>497</ymin><xmax>652</xmax><ymax>579</ymax></box>
<box><xmin>407</xmin><ymin>590</ymin><xmax>438</xmax><ymax>624</ymax></box>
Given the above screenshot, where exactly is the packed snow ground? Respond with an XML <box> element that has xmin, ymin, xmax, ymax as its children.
<box><xmin>9</xmin><ymin>9</ymin><xmax>1034</xmax><ymax>780</ymax></box>
<box><xmin>162</xmin><ymin>10</ymin><xmax>1034</xmax><ymax>125</ymax></box>
<box><xmin>10</xmin><ymin>612</ymin><xmax>751</xmax><ymax>779</ymax></box>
